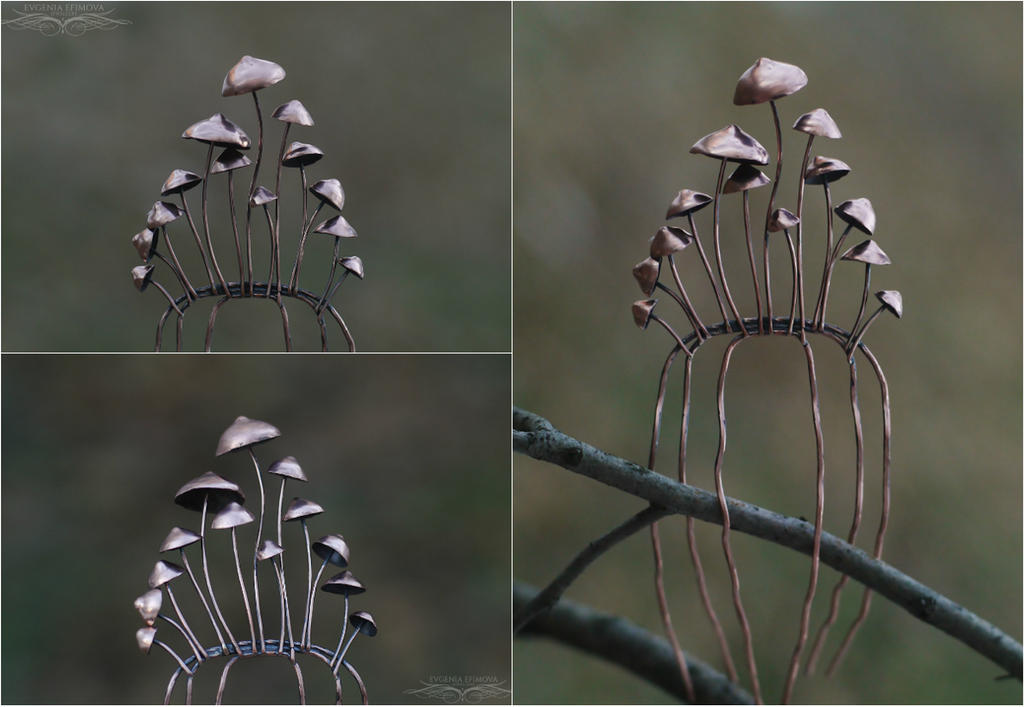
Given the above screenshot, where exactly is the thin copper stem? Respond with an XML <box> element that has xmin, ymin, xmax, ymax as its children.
<box><xmin>215</xmin><ymin>655</ymin><xmax>240</xmax><ymax>705</ymax></box>
<box><xmin>158</xmin><ymin>611</ymin><xmax>204</xmax><ymax>663</ymax></box>
<box><xmin>159</xmin><ymin>227</ymin><xmax>198</xmax><ymax>301</ymax></box>
<box><xmin>273</xmin><ymin>123</ymin><xmax>291</xmax><ymax>302</ymax></box>
<box><xmin>333</xmin><ymin>631</ymin><xmax>361</xmax><ymax>674</ymax></box>
<box><xmin>340</xmin><ymin>659</ymin><xmax>369</xmax><ymax>705</ymax></box>
<box><xmin>849</xmin><ymin>265</ymin><xmax>872</xmax><ymax>343</ymax></box>
<box><xmin>186</xmin><ymin>674</ymin><xmax>193</xmax><ymax>705</ymax></box>
<box><xmin>154</xmin><ymin>251</ymin><xmax>191</xmax><ymax>301</ymax></box>
<box><xmin>151</xmin><ymin>281</ymin><xmax>184</xmax><ymax>316</ymax></box>
<box><xmin>321</xmin><ymin>271</ymin><xmax>350</xmax><ymax>314</ymax></box>
<box><xmin>306</xmin><ymin>558</ymin><xmax>330</xmax><ymax>648</ymax></box>
<box><xmin>289</xmin><ymin>201</ymin><xmax>323</xmax><ymax>291</ymax></box>
<box><xmin>201</xmin><ymin>496</ymin><xmax>241</xmax><ymax>655</ymax></box>
<box><xmin>179</xmin><ymin>188</ymin><xmax>216</xmax><ymax>290</ymax></box>
<box><xmin>846</xmin><ymin>306</ymin><xmax>884</xmax><ymax>356</ymax></box>
<box><xmin>247</xmin><ymin>91</ymin><xmax>265</xmax><ymax>295</ymax></box>
<box><xmin>792</xmin><ymin>135</ymin><xmax>814</xmax><ymax>337</ymax></box>
<box><xmin>816</xmin><ymin>223</ymin><xmax>853</xmax><ymax>329</ymax></box>
<box><xmin>294</xmin><ymin>660</ymin><xmax>307</xmax><ymax>705</ymax></box>
<box><xmin>164</xmin><ymin>667</ymin><xmax>182</xmax><ymax>705</ymax></box>
<box><xmin>176</xmin><ymin>314</ymin><xmax>183</xmax><ymax>352</ymax></box>
<box><xmin>301</xmin><ymin>520</ymin><xmax>314</xmax><ymax>651</ymax></box>
<box><xmin>204</xmin><ymin>296</ymin><xmax>229</xmax><ymax>352</ymax></box>
<box><xmin>155</xmin><ymin>638</ymin><xmax>193</xmax><ymax>675</ymax></box>
<box><xmin>667</xmin><ymin>255</ymin><xmax>709</xmax><ymax>338</ymax></box>
<box><xmin>317</xmin><ymin>314</ymin><xmax>329</xmax><ymax>351</ymax></box>
<box><xmin>688</xmin><ymin>211</ymin><xmax>729</xmax><ymax>321</ymax></box>
<box><xmin>249</xmin><ymin>448</ymin><xmax>267</xmax><ymax>652</ymax></box>
<box><xmin>227</xmin><ymin>172</ymin><xmax>244</xmax><ymax>287</ymax></box>
<box><xmin>263</xmin><ymin>205</ymin><xmax>276</xmax><ymax>299</ymax></box>
<box><xmin>783</xmin><ymin>229</ymin><xmax>798</xmax><ymax>337</ymax></box>
<box><xmin>230</xmin><ymin>528</ymin><xmax>257</xmax><ymax>649</ymax></box>
<box><xmin>712</xmin><ymin>158</ymin><xmax>744</xmax><ymax>333</ymax></box>
<box><xmin>180</xmin><ymin>549</ymin><xmax>227</xmax><ymax>652</ymax></box>
<box><xmin>200</xmin><ymin>143</ymin><xmax>230</xmax><ymax>295</ymax></box>
<box><xmin>330</xmin><ymin>595</ymin><xmax>350</xmax><ymax>670</ymax></box>
<box><xmin>649</xmin><ymin>315</ymin><xmax>692</xmax><ymax>356</ymax></box>
<box><xmin>763</xmin><ymin>233</ymin><xmax>773</xmax><ymax>329</ymax></box>
<box><xmin>165</xmin><ymin>585</ymin><xmax>207</xmax><ymax>659</ymax></box>
<box><xmin>273</xmin><ymin>559</ymin><xmax>297</xmax><ymax>660</ymax></box>
<box><xmin>742</xmin><ymin>191</ymin><xmax>763</xmax><ymax>334</ymax></box>
<box><xmin>323</xmin><ymin>303</ymin><xmax>356</xmax><ymax>352</ymax></box>
<box><xmin>810</xmin><ymin>182</ymin><xmax>834</xmax><ymax>327</ymax></box>
<box><xmin>762</xmin><ymin>100</ymin><xmax>783</xmax><ymax>334</ymax></box>
<box><xmin>317</xmin><ymin>237</ymin><xmax>342</xmax><ymax>311</ymax></box>
<box><xmin>279</xmin><ymin>299</ymin><xmax>294</xmax><ymax>352</ymax></box>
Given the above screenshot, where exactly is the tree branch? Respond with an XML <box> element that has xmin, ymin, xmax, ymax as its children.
<box><xmin>513</xmin><ymin>407</ymin><xmax>1023</xmax><ymax>680</ymax></box>
<box><xmin>515</xmin><ymin>582</ymin><xmax>753</xmax><ymax>704</ymax></box>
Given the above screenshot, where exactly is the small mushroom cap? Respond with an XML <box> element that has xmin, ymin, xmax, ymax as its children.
<box><xmin>211</xmin><ymin>148</ymin><xmax>253</xmax><ymax>174</ymax></box>
<box><xmin>723</xmin><ymin>164</ymin><xmax>770</xmax><ymax>194</ymax></box>
<box><xmin>310</xmin><ymin>179</ymin><xmax>345</xmax><ymax>212</ymax></box>
<box><xmin>632</xmin><ymin>299</ymin><xmax>657</xmax><ymax>330</ymax></box>
<box><xmin>146</xmin><ymin>201</ymin><xmax>183</xmax><ymax>229</ymax></box>
<box><xmin>211</xmin><ymin>501</ymin><xmax>256</xmax><ymax>530</ymax></box>
<box><xmin>272</xmin><ymin>99</ymin><xmax>314</xmax><ymax>126</ymax></box>
<box><xmin>632</xmin><ymin>257</ymin><xmax>661</xmax><ymax>296</ymax></box>
<box><xmin>804</xmin><ymin>156</ymin><xmax>851</xmax><ymax>185</ymax></box>
<box><xmin>767</xmin><ymin>208</ymin><xmax>800</xmax><ymax>232</ymax></box>
<box><xmin>131</xmin><ymin>265</ymin><xmax>154</xmax><ymax>292</ymax></box>
<box><xmin>136</xmin><ymin>626</ymin><xmax>157</xmax><ymax>654</ymax></box>
<box><xmin>665</xmin><ymin>189</ymin><xmax>712</xmax><ymax>219</ymax></box>
<box><xmin>649</xmin><ymin>226</ymin><xmax>691</xmax><ymax>258</ymax></box>
<box><xmin>282</xmin><ymin>141</ymin><xmax>324</xmax><ymax>168</ymax></box>
<box><xmin>222</xmin><ymin>55</ymin><xmax>286</xmax><ymax>97</ymax></box>
<box><xmin>160</xmin><ymin>169</ymin><xmax>202</xmax><ymax>196</ymax></box>
<box><xmin>148</xmin><ymin>560</ymin><xmax>184</xmax><ymax>589</ymax></box>
<box><xmin>312</xmin><ymin>534</ymin><xmax>351</xmax><ymax>567</ymax></box>
<box><xmin>268</xmin><ymin>456</ymin><xmax>308</xmax><ymax>482</ymax></box>
<box><xmin>690</xmin><ymin>125</ymin><xmax>769</xmax><ymax>165</ymax></box>
<box><xmin>834</xmin><ymin>198</ymin><xmax>876</xmax><ymax>235</ymax></box>
<box><xmin>284</xmin><ymin>497</ymin><xmax>325</xmax><ymax>522</ymax></box>
<box><xmin>257</xmin><ymin>539</ymin><xmax>285</xmax><ymax>562</ymax></box>
<box><xmin>132</xmin><ymin>228</ymin><xmax>157</xmax><ymax>262</ymax></box>
<box><xmin>841</xmin><ymin>239</ymin><xmax>890</xmax><ymax>266</ymax></box>
<box><xmin>793</xmin><ymin>108</ymin><xmax>841</xmax><ymax>139</ymax></box>
<box><xmin>339</xmin><ymin>256</ymin><xmax>365</xmax><ymax>279</ymax></box>
<box><xmin>321</xmin><ymin>570</ymin><xmax>366</xmax><ymax>596</ymax></box>
<box><xmin>182</xmin><ymin>113</ymin><xmax>251</xmax><ymax>149</ymax></box>
<box><xmin>160</xmin><ymin>526</ymin><xmax>201</xmax><ymax>553</ymax></box>
<box><xmin>174</xmin><ymin>471</ymin><xmax>245</xmax><ymax>512</ymax></box>
<box><xmin>733</xmin><ymin>57</ymin><xmax>808</xmax><ymax>105</ymax></box>
<box><xmin>215</xmin><ymin>416</ymin><xmax>281</xmax><ymax>456</ymax></box>
<box><xmin>250</xmin><ymin>186</ymin><xmax>278</xmax><ymax>207</ymax></box>
<box><xmin>876</xmin><ymin>290</ymin><xmax>903</xmax><ymax>318</ymax></box>
<box><xmin>314</xmin><ymin>215</ymin><xmax>358</xmax><ymax>239</ymax></box>
<box><xmin>134</xmin><ymin>588</ymin><xmax>163</xmax><ymax>626</ymax></box>
<box><xmin>349</xmin><ymin>611</ymin><xmax>378</xmax><ymax>637</ymax></box>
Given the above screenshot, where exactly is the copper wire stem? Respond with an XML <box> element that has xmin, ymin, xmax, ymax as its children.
<box><xmin>712</xmin><ymin>159</ymin><xmax>745</xmax><ymax>333</ymax></box>
<box><xmin>688</xmin><ymin>211</ymin><xmax>730</xmax><ymax>322</ymax></box>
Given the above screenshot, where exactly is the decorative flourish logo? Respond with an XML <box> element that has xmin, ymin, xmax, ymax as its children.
<box><xmin>2</xmin><ymin>4</ymin><xmax>130</xmax><ymax>36</ymax></box>
<box><xmin>404</xmin><ymin>676</ymin><xmax>511</xmax><ymax>704</ymax></box>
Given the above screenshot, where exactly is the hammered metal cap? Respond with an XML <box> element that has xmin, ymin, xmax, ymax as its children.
<box><xmin>632</xmin><ymin>299</ymin><xmax>657</xmax><ymax>329</ymax></box>
<box><xmin>182</xmin><ymin>113</ymin><xmax>251</xmax><ymax>149</ymax></box>
<box><xmin>132</xmin><ymin>228</ymin><xmax>158</xmax><ymax>262</ymax></box>
<box><xmin>322</xmin><ymin>570</ymin><xmax>366</xmax><ymax>596</ymax></box>
<box><xmin>222</xmin><ymin>56</ymin><xmax>286</xmax><ymax>97</ymax></box>
<box><xmin>793</xmin><ymin>108</ymin><xmax>841</xmax><ymax>139</ymax></box>
<box><xmin>174</xmin><ymin>471</ymin><xmax>245</xmax><ymax>512</ymax></box>
<box><xmin>350</xmin><ymin>611</ymin><xmax>378</xmax><ymax>637</ymax></box>
<box><xmin>137</xmin><ymin>626</ymin><xmax>157</xmax><ymax>654</ymax></box>
<box><xmin>268</xmin><ymin>456</ymin><xmax>308</xmax><ymax>482</ymax></box>
<box><xmin>272</xmin><ymin>99</ymin><xmax>314</xmax><ymax>126</ymax></box>
<box><xmin>310</xmin><ymin>179</ymin><xmax>345</xmax><ymax>212</ymax></box>
<box><xmin>250</xmin><ymin>186</ymin><xmax>278</xmax><ymax>207</ymax></box>
<box><xmin>314</xmin><ymin>215</ymin><xmax>358</xmax><ymax>239</ymax></box>
<box><xmin>804</xmin><ymin>156</ymin><xmax>851</xmax><ymax>185</ymax></box>
<box><xmin>733</xmin><ymin>57</ymin><xmax>808</xmax><ymax>105</ymax></box>
<box><xmin>312</xmin><ymin>534</ymin><xmax>351</xmax><ymax>567</ymax></box>
<box><xmin>282</xmin><ymin>142</ymin><xmax>324</xmax><ymax>168</ymax></box>
<box><xmin>257</xmin><ymin>539</ymin><xmax>285</xmax><ymax>562</ymax></box>
<box><xmin>876</xmin><ymin>290</ymin><xmax>903</xmax><ymax>318</ymax></box>
<box><xmin>767</xmin><ymin>208</ymin><xmax>800</xmax><ymax>232</ymax></box>
<box><xmin>211</xmin><ymin>148</ymin><xmax>252</xmax><ymax>175</ymax></box>
<box><xmin>632</xmin><ymin>257</ymin><xmax>661</xmax><ymax>296</ymax></box>
<box><xmin>723</xmin><ymin>164</ymin><xmax>770</xmax><ymax>194</ymax></box>
<box><xmin>148</xmin><ymin>560</ymin><xmax>185</xmax><ymax>589</ymax></box>
<box><xmin>841</xmin><ymin>239</ymin><xmax>890</xmax><ymax>266</ymax></box>
<box><xmin>665</xmin><ymin>189</ymin><xmax>712</xmax><ymax>219</ymax></box>
<box><xmin>283</xmin><ymin>497</ymin><xmax>325</xmax><ymax>522</ymax></box>
<box><xmin>131</xmin><ymin>265</ymin><xmax>154</xmax><ymax>292</ymax></box>
<box><xmin>146</xmin><ymin>201</ymin><xmax>183</xmax><ymax>229</ymax></box>
<box><xmin>160</xmin><ymin>527</ymin><xmax>201</xmax><ymax>553</ymax></box>
<box><xmin>835</xmin><ymin>198</ymin><xmax>876</xmax><ymax>235</ymax></box>
<box><xmin>160</xmin><ymin>169</ymin><xmax>202</xmax><ymax>196</ymax></box>
<box><xmin>339</xmin><ymin>256</ymin><xmax>365</xmax><ymax>279</ymax></box>
<box><xmin>215</xmin><ymin>416</ymin><xmax>281</xmax><ymax>456</ymax></box>
<box><xmin>690</xmin><ymin>125</ymin><xmax>769</xmax><ymax>165</ymax></box>
<box><xmin>211</xmin><ymin>501</ymin><xmax>256</xmax><ymax>530</ymax></box>
<box><xmin>134</xmin><ymin>588</ymin><xmax>163</xmax><ymax>626</ymax></box>
<box><xmin>649</xmin><ymin>226</ymin><xmax>691</xmax><ymax>258</ymax></box>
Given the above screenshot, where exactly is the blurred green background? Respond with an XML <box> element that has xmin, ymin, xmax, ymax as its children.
<box><xmin>1</xmin><ymin>2</ymin><xmax>510</xmax><ymax>351</ymax></box>
<box><xmin>2</xmin><ymin>354</ymin><xmax>510</xmax><ymax>703</ymax></box>
<box><xmin>513</xmin><ymin>2</ymin><xmax>1021</xmax><ymax>704</ymax></box>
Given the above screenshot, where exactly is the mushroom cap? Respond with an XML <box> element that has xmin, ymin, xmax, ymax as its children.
<box><xmin>690</xmin><ymin>125</ymin><xmax>769</xmax><ymax>165</ymax></box>
<box><xmin>314</xmin><ymin>215</ymin><xmax>358</xmax><ymax>239</ymax></box>
<box><xmin>250</xmin><ymin>186</ymin><xmax>278</xmax><ymax>207</ymax></box>
<box><xmin>174</xmin><ymin>471</ymin><xmax>245</xmax><ymax>512</ymax></box>
<box><xmin>268</xmin><ymin>456</ymin><xmax>308</xmax><ymax>482</ymax></box>
<box><xmin>215</xmin><ymin>416</ymin><xmax>281</xmax><ymax>456</ymax></box>
<box><xmin>136</xmin><ymin>626</ymin><xmax>157</xmax><ymax>654</ymax></box>
<box><xmin>160</xmin><ymin>169</ymin><xmax>202</xmax><ymax>196</ymax></box>
<box><xmin>793</xmin><ymin>108</ymin><xmax>841</xmax><ymax>139</ymax></box>
<box><xmin>282</xmin><ymin>141</ymin><xmax>324</xmax><ymax>168</ymax></box>
<box><xmin>876</xmin><ymin>290</ymin><xmax>903</xmax><ymax>318</ymax></box>
<box><xmin>283</xmin><ymin>497</ymin><xmax>325</xmax><ymax>522</ymax></box>
<box><xmin>841</xmin><ymin>239</ymin><xmax>890</xmax><ymax>266</ymax></box>
<box><xmin>257</xmin><ymin>539</ymin><xmax>285</xmax><ymax>562</ymax></box>
<box><xmin>134</xmin><ymin>588</ymin><xmax>163</xmax><ymax>626</ymax></box>
<box><xmin>132</xmin><ymin>228</ymin><xmax>158</xmax><ymax>262</ymax></box>
<box><xmin>649</xmin><ymin>226</ymin><xmax>691</xmax><ymax>258</ymax></box>
<box><xmin>312</xmin><ymin>534</ymin><xmax>351</xmax><ymax>567</ymax></box>
<box><xmin>160</xmin><ymin>526</ymin><xmax>201</xmax><ymax>553</ymax></box>
<box><xmin>310</xmin><ymin>179</ymin><xmax>345</xmax><ymax>212</ymax></box>
<box><xmin>767</xmin><ymin>208</ymin><xmax>800</xmax><ymax>232</ymax></box>
<box><xmin>272</xmin><ymin>99</ymin><xmax>314</xmax><ymax>126</ymax></box>
<box><xmin>131</xmin><ymin>264</ymin><xmax>154</xmax><ymax>292</ymax></box>
<box><xmin>222</xmin><ymin>55</ymin><xmax>286</xmax><ymax>97</ymax></box>
<box><xmin>665</xmin><ymin>189</ymin><xmax>712</xmax><ymax>219</ymax></box>
<box><xmin>804</xmin><ymin>156</ymin><xmax>851</xmax><ymax>185</ymax></box>
<box><xmin>321</xmin><ymin>570</ymin><xmax>366</xmax><ymax>596</ymax></box>
<box><xmin>211</xmin><ymin>148</ymin><xmax>253</xmax><ymax>174</ymax></box>
<box><xmin>349</xmin><ymin>611</ymin><xmax>378</xmax><ymax>637</ymax></box>
<box><xmin>733</xmin><ymin>57</ymin><xmax>808</xmax><ymax>105</ymax></box>
<box><xmin>632</xmin><ymin>257</ymin><xmax>661</xmax><ymax>296</ymax></box>
<box><xmin>631</xmin><ymin>299</ymin><xmax>657</xmax><ymax>330</ymax></box>
<box><xmin>723</xmin><ymin>164</ymin><xmax>770</xmax><ymax>194</ymax></box>
<box><xmin>211</xmin><ymin>501</ymin><xmax>256</xmax><ymax>530</ymax></box>
<box><xmin>146</xmin><ymin>201</ymin><xmax>183</xmax><ymax>229</ymax></box>
<box><xmin>148</xmin><ymin>560</ymin><xmax>184</xmax><ymax>589</ymax></box>
<box><xmin>339</xmin><ymin>256</ymin><xmax>365</xmax><ymax>279</ymax></box>
<box><xmin>182</xmin><ymin>113</ymin><xmax>251</xmax><ymax>149</ymax></box>
<box><xmin>834</xmin><ymin>198</ymin><xmax>876</xmax><ymax>235</ymax></box>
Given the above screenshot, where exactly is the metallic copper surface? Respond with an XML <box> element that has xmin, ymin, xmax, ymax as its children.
<box><xmin>161</xmin><ymin>170</ymin><xmax>203</xmax><ymax>196</ymax></box>
<box><xmin>665</xmin><ymin>189</ymin><xmax>712</xmax><ymax>219</ymax></box>
<box><xmin>804</xmin><ymin>156</ymin><xmax>851</xmax><ymax>185</ymax></box>
<box><xmin>281</xmin><ymin>142</ymin><xmax>324</xmax><ymax>168</ymax></box>
<box><xmin>733</xmin><ymin>57</ymin><xmax>807</xmax><ymax>105</ymax></box>
<box><xmin>313</xmin><ymin>215</ymin><xmax>358</xmax><ymax>239</ymax></box>
<box><xmin>272</xmin><ymin>99</ymin><xmax>314</xmax><ymax>127</ymax></box>
<box><xmin>210</xmin><ymin>149</ymin><xmax>252</xmax><ymax>175</ymax></box>
<box><xmin>690</xmin><ymin>124</ymin><xmax>769</xmax><ymax>165</ymax></box>
<box><xmin>215</xmin><ymin>416</ymin><xmax>281</xmax><ymax>456</ymax></box>
<box><xmin>249</xmin><ymin>186</ymin><xmax>277</xmax><ymax>206</ymax></box>
<box><xmin>182</xmin><ymin>114</ymin><xmax>251</xmax><ymax>149</ymax></box>
<box><xmin>310</xmin><ymin>179</ymin><xmax>345</xmax><ymax>212</ymax></box>
<box><xmin>222</xmin><ymin>56</ymin><xmax>285</xmax><ymax>97</ymax></box>
<box><xmin>834</xmin><ymin>197</ymin><xmax>876</xmax><ymax>235</ymax></box>
<box><xmin>792</xmin><ymin>108</ymin><xmax>842</xmax><ymax>139</ymax></box>
<box><xmin>723</xmin><ymin>164</ymin><xmax>770</xmax><ymax>194</ymax></box>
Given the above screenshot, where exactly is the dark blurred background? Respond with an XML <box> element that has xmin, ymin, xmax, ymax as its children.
<box><xmin>2</xmin><ymin>354</ymin><xmax>510</xmax><ymax>703</ymax></box>
<box><xmin>513</xmin><ymin>2</ymin><xmax>1021</xmax><ymax>704</ymax></box>
<box><xmin>1</xmin><ymin>2</ymin><xmax>510</xmax><ymax>351</ymax></box>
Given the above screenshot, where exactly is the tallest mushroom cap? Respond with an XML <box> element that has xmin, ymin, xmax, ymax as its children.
<box><xmin>222</xmin><ymin>55</ymin><xmax>286</xmax><ymax>97</ymax></box>
<box><xmin>733</xmin><ymin>57</ymin><xmax>808</xmax><ymax>105</ymax></box>
<box><xmin>690</xmin><ymin>125</ymin><xmax>769</xmax><ymax>165</ymax></box>
<box><xmin>215</xmin><ymin>416</ymin><xmax>281</xmax><ymax>456</ymax></box>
